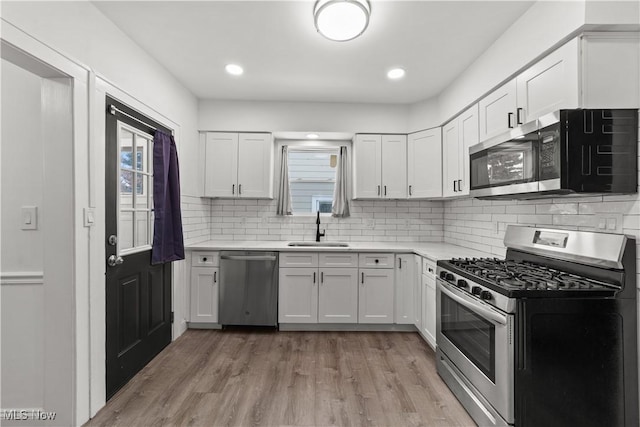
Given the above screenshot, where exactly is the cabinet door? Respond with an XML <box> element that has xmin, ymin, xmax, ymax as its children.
<box><xmin>204</xmin><ymin>132</ymin><xmax>238</xmax><ymax>197</ymax></box>
<box><xmin>278</xmin><ymin>268</ymin><xmax>318</xmax><ymax>323</ymax></box>
<box><xmin>353</xmin><ymin>134</ymin><xmax>382</xmax><ymax>199</ymax></box>
<box><xmin>394</xmin><ymin>255</ymin><xmax>415</xmax><ymax>324</ymax></box>
<box><xmin>421</xmin><ymin>273</ymin><xmax>436</xmax><ymax>349</ymax></box>
<box><xmin>478</xmin><ymin>79</ymin><xmax>517</xmax><ymax>142</ymax></box>
<box><xmin>359</xmin><ymin>269</ymin><xmax>394</xmax><ymax>324</ymax></box>
<box><xmin>381</xmin><ymin>135</ymin><xmax>407</xmax><ymax>199</ymax></box>
<box><xmin>237</xmin><ymin>133</ymin><xmax>273</xmax><ymax>198</ymax></box>
<box><xmin>458</xmin><ymin>104</ymin><xmax>479</xmax><ymax>196</ymax></box>
<box><xmin>190</xmin><ymin>267</ymin><xmax>218</xmax><ymax>323</ymax></box>
<box><xmin>413</xmin><ymin>256</ymin><xmax>422</xmax><ymax>328</ymax></box>
<box><xmin>318</xmin><ymin>268</ymin><xmax>358</xmax><ymax>323</ymax></box>
<box><xmin>517</xmin><ymin>38</ymin><xmax>579</xmax><ymax>124</ymax></box>
<box><xmin>408</xmin><ymin>128</ymin><xmax>442</xmax><ymax>198</ymax></box>
<box><xmin>442</xmin><ymin>119</ymin><xmax>460</xmax><ymax>197</ymax></box>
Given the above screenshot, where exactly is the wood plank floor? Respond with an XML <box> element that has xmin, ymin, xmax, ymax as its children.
<box><xmin>86</xmin><ymin>329</ymin><xmax>476</xmax><ymax>427</ymax></box>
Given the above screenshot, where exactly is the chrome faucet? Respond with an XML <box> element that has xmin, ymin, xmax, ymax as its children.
<box><xmin>315</xmin><ymin>211</ymin><xmax>325</xmax><ymax>242</ymax></box>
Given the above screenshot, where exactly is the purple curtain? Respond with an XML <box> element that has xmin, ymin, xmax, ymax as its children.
<box><xmin>152</xmin><ymin>130</ymin><xmax>185</xmax><ymax>264</ymax></box>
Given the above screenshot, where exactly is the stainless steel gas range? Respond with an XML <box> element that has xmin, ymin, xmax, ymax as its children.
<box><xmin>435</xmin><ymin>225</ymin><xmax>638</xmax><ymax>427</ymax></box>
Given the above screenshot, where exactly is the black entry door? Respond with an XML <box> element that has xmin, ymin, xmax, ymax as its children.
<box><xmin>105</xmin><ymin>96</ymin><xmax>172</xmax><ymax>399</ymax></box>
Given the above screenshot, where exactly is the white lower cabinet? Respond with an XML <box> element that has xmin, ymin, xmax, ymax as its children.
<box><xmin>359</xmin><ymin>268</ymin><xmax>395</xmax><ymax>324</ymax></box>
<box><xmin>189</xmin><ymin>251</ymin><xmax>220</xmax><ymax>324</ymax></box>
<box><xmin>394</xmin><ymin>254</ymin><xmax>416</xmax><ymax>324</ymax></box>
<box><xmin>421</xmin><ymin>258</ymin><xmax>437</xmax><ymax>349</ymax></box>
<box><xmin>318</xmin><ymin>268</ymin><xmax>358</xmax><ymax>323</ymax></box>
<box><xmin>278</xmin><ymin>267</ymin><xmax>318</xmax><ymax>323</ymax></box>
<box><xmin>413</xmin><ymin>256</ymin><xmax>422</xmax><ymax>329</ymax></box>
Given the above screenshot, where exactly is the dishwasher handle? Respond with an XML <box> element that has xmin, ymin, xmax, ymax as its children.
<box><xmin>220</xmin><ymin>255</ymin><xmax>277</xmax><ymax>261</ymax></box>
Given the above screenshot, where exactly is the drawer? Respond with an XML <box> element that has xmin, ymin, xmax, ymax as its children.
<box><xmin>358</xmin><ymin>253</ymin><xmax>394</xmax><ymax>269</ymax></box>
<box><xmin>191</xmin><ymin>251</ymin><xmax>219</xmax><ymax>267</ymax></box>
<box><xmin>422</xmin><ymin>258</ymin><xmax>437</xmax><ymax>277</ymax></box>
<box><xmin>319</xmin><ymin>252</ymin><xmax>358</xmax><ymax>268</ymax></box>
<box><xmin>280</xmin><ymin>252</ymin><xmax>319</xmax><ymax>267</ymax></box>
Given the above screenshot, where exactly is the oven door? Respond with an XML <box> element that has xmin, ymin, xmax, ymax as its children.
<box><xmin>436</xmin><ymin>279</ymin><xmax>515</xmax><ymax>424</ymax></box>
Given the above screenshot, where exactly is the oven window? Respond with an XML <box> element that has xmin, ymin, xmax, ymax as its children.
<box><xmin>441</xmin><ymin>292</ymin><xmax>496</xmax><ymax>382</ymax></box>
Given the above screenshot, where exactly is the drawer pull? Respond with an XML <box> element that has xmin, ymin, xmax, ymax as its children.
<box><xmin>214</xmin><ymin>271</ymin><xmax>217</xmax><ymax>283</ymax></box>
<box><xmin>361</xmin><ymin>272</ymin><xmax>364</xmax><ymax>284</ymax></box>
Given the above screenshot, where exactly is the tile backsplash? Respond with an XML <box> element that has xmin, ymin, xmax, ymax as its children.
<box><xmin>207</xmin><ymin>199</ymin><xmax>444</xmax><ymax>243</ymax></box>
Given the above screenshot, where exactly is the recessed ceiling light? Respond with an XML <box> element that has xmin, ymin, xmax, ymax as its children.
<box><xmin>306</xmin><ymin>133</ymin><xmax>319</xmax><ymax>139</ymax></box>
<box><xmin>387</xmin><ymin>68</ymin><xmax>406</xmax><ymax>80</ymax></box>
<box><xmin>225</xmin><ymin>64</ymin><xmax>244</xmax><ymax>76</ymax></box>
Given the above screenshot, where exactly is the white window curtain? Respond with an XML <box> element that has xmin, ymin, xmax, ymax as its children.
<box><xmin>331</xmin><ymin>146</ymin><xmax>350</xmax><ymax>217</ymax></box>
<box><xmin>277</xmin><ymin>145</ymin><xmax>292</xmax><ymax>215</ymax></box>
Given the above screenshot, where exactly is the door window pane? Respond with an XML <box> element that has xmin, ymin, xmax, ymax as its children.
<box><xmin>135</xmin><ymin>211</ymin><xmax>150</xmax><ymax>247</ymax></box>
<box><xmin>119</xmin><ymin>210</ymin><xmax>134</xmax><ymax>251</ymax></box>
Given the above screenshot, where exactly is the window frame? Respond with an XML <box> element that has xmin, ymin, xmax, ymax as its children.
<box><xmin>275</xmin><ymin>139</ymin><xmax>351</xmax><ymax>217</ymax></box>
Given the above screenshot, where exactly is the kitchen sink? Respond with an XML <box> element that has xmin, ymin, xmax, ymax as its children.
<box><xmin>287</xmin><ymin>242</ymin><xmax>349</xmax><ymax>247</ymax></box>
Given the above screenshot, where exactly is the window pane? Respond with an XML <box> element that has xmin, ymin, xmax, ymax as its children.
<box><xmin>119</xmin><ymin>210</ymin><xmax>134</xmax><ymax>251</ymax></box>
<box><xmin>288</xmin><ymin>149</ymin><xmax>337</xmax><ymax>214</ymax></box>
<box><xmin>120</xmin><ymin>129</ymin><xmax>134</xmax><ymax>169</ymax></box>
<box><xmin>135</xmin><ymin>211</ymin><xmax>150</xmax><ymax>247</ymax></box>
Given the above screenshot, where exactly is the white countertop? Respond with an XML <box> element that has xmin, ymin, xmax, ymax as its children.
<box><xmin>187</xmin><ymin>240</ymin><xmax>491</xmax><ymax>262</ymax></box>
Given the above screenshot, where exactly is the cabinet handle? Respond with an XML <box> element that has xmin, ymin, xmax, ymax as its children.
<box><xmin>313</xmin><ymin>272</ymin><xmax>316</xmax><ymax>283</ymax></box>
<box><xmin>321</xmin><ymin>271</ymin><xmax>324</xmax><ymax>283</ymax></box>
<box><xmin>458</xmin><ymin>179</ymin><xmax>462</xmax><ymax>192</ymax></box>
<box><xmin>214</xmin><ymin>271</ymin><xmax>217</xmax><ymax>283</ymax></box>
<box><xmin>399</xmin><ymin>259</ymin><xmax>402</xmax><ymax>269</ymax></box>
<box><xmin>232</xmin><ymin>184</ymin><xmax>235</xmax><ymax>195</ymax></box>
<box><xmin>453</xmin><ymin>180</ymin><xmax>457</xmax><ymax>192</ymax></box>
<box><xmin>384</xmin><ymin>185</ymin><xmax>387</xmax><ymax>196</ymax></box>
<box><xmin>361</xmin><ymin>272</ymin><xmax>364</xmax><ymax>284</ymax></box>
<box><xmin>409</xmin><ymin>185</ymin><xmax>412</xmax><ymax>196</ymax></box>
<box><xmin>516</xmin><ymin>107</ymin><xmax>524</xmax><ymax>125</ymax></box>
<box><xmin>508</xmin><ymin>112</ymin><xmax>515</xmax><ymax>129</ymax></box>
<box><xmin>377</xmin><ymin>185</ymin><xmax>380</xmax><ymax>196</ymax></box>
<box><xmin>239</xmin><ymin>184</ymin><xmax>242</xmax><ymax>195</ymax></box>
<box><xmin>428</xmin><ymin>268</ymin><xmax>433</xmax><ymax>273</ymax></box>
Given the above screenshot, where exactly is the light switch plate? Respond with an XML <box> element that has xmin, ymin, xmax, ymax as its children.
<box><xmin>84</xmin><ymin>207</ymin><xmax>96</xmax><ymax>227</ymax></box>
<box><xmin>21</xmin><ymin>206</ymin><xmax>37</xmax><ymax>230</ymax></box>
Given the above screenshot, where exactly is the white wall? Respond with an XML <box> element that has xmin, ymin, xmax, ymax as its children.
<box><xmin>198</xmin><ymin>99</ymin><xmax>410</xmax><ymax>134</ymax></box>
<box><xmin>1</xmin><ymin>59</ymin><xmax>46</xmax><ymax>413</ymax></box>
<box><xmin>1</xmin><ymin>1</ymin><xmax>201</xmax><ymax>425</ymax></box>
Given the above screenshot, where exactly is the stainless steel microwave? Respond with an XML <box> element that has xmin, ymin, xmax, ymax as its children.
<box><xmin>469</xmin><ymin>109</ymin><xmax>638</xmax><ymax>199</ymax></box>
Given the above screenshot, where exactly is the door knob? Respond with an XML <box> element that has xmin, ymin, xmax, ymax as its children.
<box><xmin>107</xmin><ymin>255</ymin><xmax>124</xmax><ymax>267</ymax></box>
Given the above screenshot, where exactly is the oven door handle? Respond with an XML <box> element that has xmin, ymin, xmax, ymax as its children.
<box><xmin>439</xmin><ymin>282</ymin><xmax>508</xmax><ymax>326</ymax></box>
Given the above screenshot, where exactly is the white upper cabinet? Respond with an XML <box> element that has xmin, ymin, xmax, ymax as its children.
<box><xmin>353</xmin><ymin>134</ymin><xmax>382</xmax><ymax>199</ymax></box>
<box><xmin>479</xmin><ymin>39</ymin><xmax>579</xmax><ymax>141</ymax></box>
<box><xmin>203</xmin><ymin>132</ymin><xmax>273</xmax><ymax>198</ymax></box>
<box><xmin>443</xmin><ymin>104</ymin><xmax>478</xmax><ymax>197</ymax></box>
<box><xmin>516</xmin><ymin>38</ymin><xmax>579</xmax><ymax>124</ymax></box>
<box><xmin>407</xmin><ymin>128</ymin><xmax>442</xmax><ymax>198</ymax></box>
<box><xmin>237</xmin><ymin>133</ymin><xmax>274</xmax><ymax>198</ymax></box>
<box><xmin>381</xmin><ymin>135</ymin><xmax>408</xmax><ymax>199</ymax></box>
<box><xmin>353</xmin><ymin>134</ymin><xmax>407</xmax><ymax>199</ymax></box>
<box><xmin>204</xmin><ymin>132</ymin><xmax>238</xmax><ymax>198</ymax></box>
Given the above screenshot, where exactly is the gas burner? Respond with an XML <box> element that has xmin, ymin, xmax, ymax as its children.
<box><xmin>446</xmin><ymin>257</ymin><xmax>613</xmax><ymax>293</ymax></box>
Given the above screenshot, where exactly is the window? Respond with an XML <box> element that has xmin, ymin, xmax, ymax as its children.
<box><xmin>288</xmin><ymin>148</ymin><xmax>339</xmax><ymax>214</ymax></box>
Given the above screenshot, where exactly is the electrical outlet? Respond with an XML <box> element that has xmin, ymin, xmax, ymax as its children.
<box><xmin>595</xmin><ymin>214</ymin><xmax>623</xmax><ymax>233</ymax></box>
<box><xmin>403</xmin><ymin>218</ymin><xmax>411</xmax><ymax>228</ymax></box>
<box><xmin>364</xmin><ymin>218</ymin><xmax>375</xmax><ymax>229</ymax></box>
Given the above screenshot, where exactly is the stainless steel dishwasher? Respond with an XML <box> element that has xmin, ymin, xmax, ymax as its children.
<box><xmin>219</xmin><ymin>251</ymin><xmax>278</xmax><ymax>327</ymax></box>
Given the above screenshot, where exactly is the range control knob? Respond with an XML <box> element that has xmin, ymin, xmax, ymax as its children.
<box><xmin>480</xmin><ymin>290</ymin><xmax>492</xmax><ymax>301</ymax></box>
<box><xmin>456</xmin><ymin>279</ymin><xmax>468</xmax><ymax>289</ymax></box>
<box><xmin>440</xmin><ymin>271</ymin><xmax>447</xmax><ymax>280</ymax></box>
<box><xmin>471</xmin><ymin>286</ymin><xmax>482</xmax><ymax>296</ymax></box>
<box><xmin>445</xmin><ymin>273</ymin><xmax>454</xmax><ymax>282</ymax></box>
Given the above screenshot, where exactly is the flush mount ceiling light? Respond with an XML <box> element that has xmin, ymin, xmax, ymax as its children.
<box><xmin>225</xmin><ymin>63</ymin><xmax>244</xmax><ymax>76</ymax></box>
<box><xmin>314</xmin><ymin>0</ymin><xmax>371</xmax><ymax>42</ymax></box>
<box><xmin>387</xmin><ymin>68</ymin><xmax>406</xmax><ymax>80</ymax></box>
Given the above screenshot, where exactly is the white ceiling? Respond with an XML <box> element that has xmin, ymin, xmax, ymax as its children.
<box><xmin>93</xmin><ymin>0</ymin><xmax>534</xmax><ymax>104</ymax></box>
